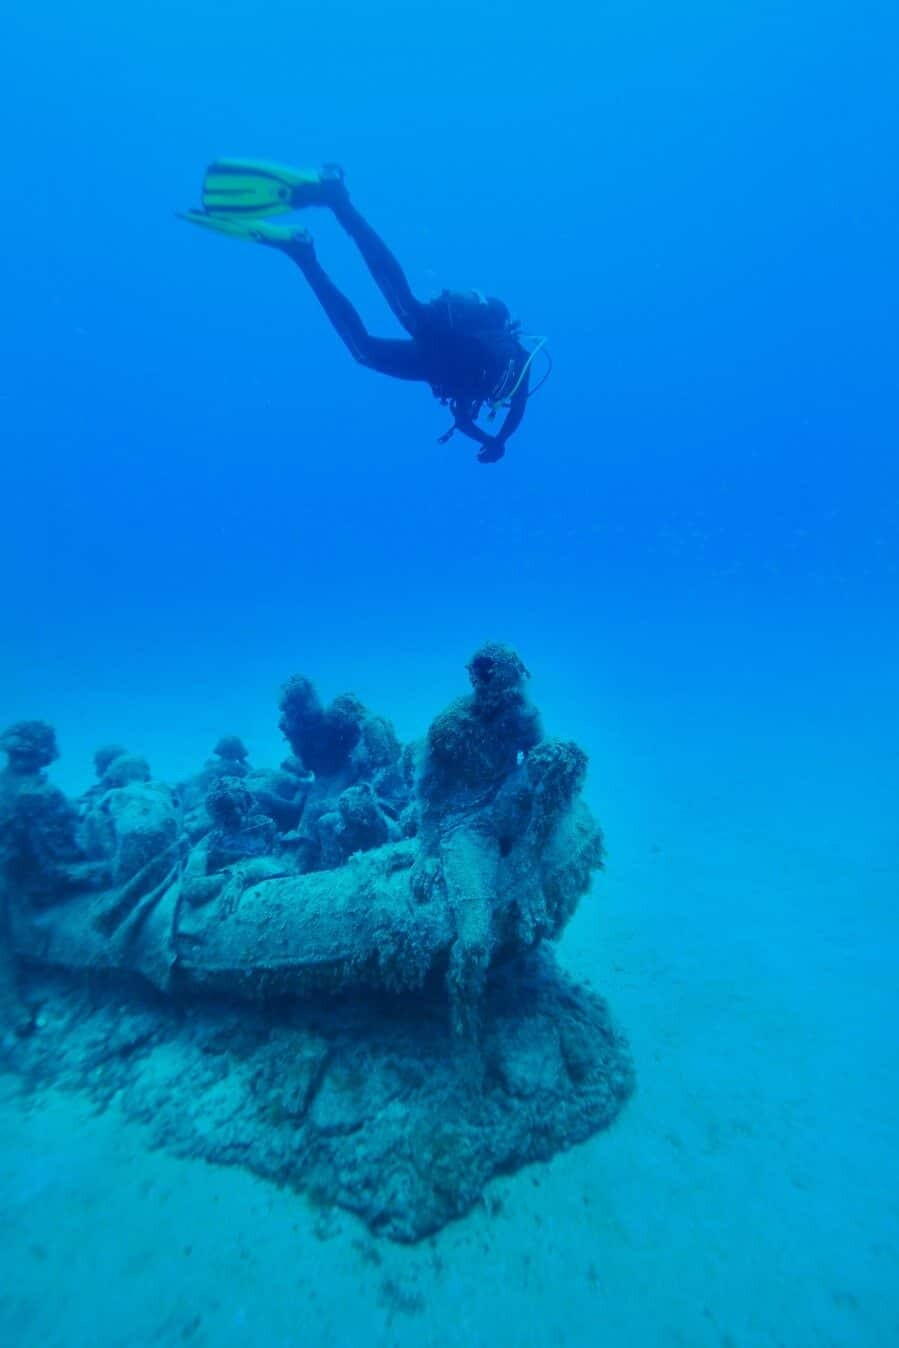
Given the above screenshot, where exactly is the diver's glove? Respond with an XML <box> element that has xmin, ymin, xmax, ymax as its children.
<box><xmin>476</xmin><ymin>438</ymin><xmax>506</xmax><ymax>465</ymax></box>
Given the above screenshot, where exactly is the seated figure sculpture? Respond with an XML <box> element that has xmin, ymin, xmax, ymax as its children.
<box><xmin>0</xmin><ymin>644</ymin><xmax>633</xmax><ymax>1240</ymax></box>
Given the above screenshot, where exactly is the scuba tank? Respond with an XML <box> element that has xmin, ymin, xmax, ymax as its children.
<box><xmin>427</xmin><ymin>289</ymin><xmax>512</xmax><ymax>335</ymax></box>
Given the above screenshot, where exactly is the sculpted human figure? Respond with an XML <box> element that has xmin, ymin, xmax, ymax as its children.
<box><xmin>1</xmin><ymin>646</ymin><xmax>602</xmax><ymax>1037</ymax></box>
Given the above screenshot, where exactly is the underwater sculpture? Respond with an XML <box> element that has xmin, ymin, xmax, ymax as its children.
<box><xmin>0</xmin><ymin>644</ymin><xmax>633</xmax><ymax>1240</ymax></box>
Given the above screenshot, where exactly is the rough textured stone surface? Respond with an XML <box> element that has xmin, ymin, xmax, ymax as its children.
<box><xmin>6</xmin><ymin>951</ymin><xmax>634</xmax><ymax>1242</ymax></box>
<box><xmin>0</xmin><ymin>645</ymin><xmax>635</xmax><ymax>1241</ymax></box>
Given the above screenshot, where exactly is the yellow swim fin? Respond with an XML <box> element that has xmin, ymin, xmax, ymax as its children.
<box><xmin>199</xmin><ymin>159</ymin><xmax>324</xmax><ymax>218</ymax></box>
<box><xmin>178</xmin><ymin>210</ymin><xmax>310</xmax><ymax>248</ymax></box>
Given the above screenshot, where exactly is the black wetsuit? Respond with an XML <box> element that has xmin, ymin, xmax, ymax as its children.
<box><xmin>284</xmin><ymin>194</ymin><xmax>530</xmax><ymax>462</ymax></box>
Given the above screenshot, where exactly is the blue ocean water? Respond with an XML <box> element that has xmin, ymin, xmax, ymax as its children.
<box><xmin>1</xmin><ymin>1</ymin><xmax>897</xmax><ymax>1344</ymax></box>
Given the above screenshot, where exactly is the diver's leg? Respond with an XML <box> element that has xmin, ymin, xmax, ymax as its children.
<box><xmin>282</xmin><ymin>234</ymin><xmax>428</xmax><ymax>379</ymax></box>
<box><xmin>318</xmin><ymin>169</ymin><xmax>425</xmax><ymax>336</ymax></box>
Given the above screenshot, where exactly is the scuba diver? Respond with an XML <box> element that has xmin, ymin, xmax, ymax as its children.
<box><xmin>181</xmin><ymin>161</ymin><xmax>548</xmax><ymax>463</ymax></box>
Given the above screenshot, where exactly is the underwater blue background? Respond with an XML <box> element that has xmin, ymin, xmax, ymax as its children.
<box><xmin>1</xmin><ymin>1</ymin><xmax>898</xmax><ymax>1344</ymax></box>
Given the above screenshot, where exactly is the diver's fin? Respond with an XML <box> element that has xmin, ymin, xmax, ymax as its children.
<box><xmin>200</xmin><ymin>159</ymin><xmax>324</xmax><ymax>218</ymax></box>
<box><xmin>178</xmin><ymin>210</ymin><xmax>312</xmax><ymax>250</ymax></box>
<box><xmin>178</xmin><ymin>209</ymin><xmax>261</xmax><ymax>241</ymax></box>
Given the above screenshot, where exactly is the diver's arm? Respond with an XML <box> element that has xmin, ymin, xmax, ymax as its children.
<box><xmin>452</xmin><ymin>409</ymin><xmax>493</xmax><ymax>447</ymax></box>
<box><xmin>467</xmin><ymin>360</ymin><xmax>530</xmax><ymax>463</ymax></box>
<box><xmin>495</xmin><ymin>358</ymin><xmax>531</xmax><ymax>445</ymax></box>
<box><xmin>453</xmin><ymin>410</ymin><xmax>508</xmax><ymax>464</ymax></box>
